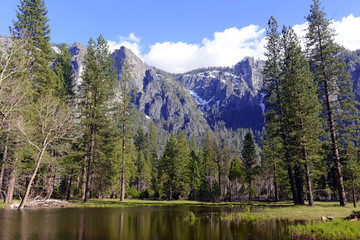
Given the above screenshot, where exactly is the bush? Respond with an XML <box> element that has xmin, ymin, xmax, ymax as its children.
<box><xmin>140</xmin><ymin>189</ymin><xmax>150</xmax><ymax>199</ymax></box>
<box><xmin>126</xmin><ymin>186</ymin><xmax>140</xmax><ymax>199</ymax></box>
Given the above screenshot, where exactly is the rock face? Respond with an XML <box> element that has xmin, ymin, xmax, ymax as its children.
<box><xmin>68</xmin><ymin>44</ymin><xmax>267</xmax><ymax>136</ymax></box>
<box><xmin>68</xmin><ymin>44</ymin><xmax>360</xmax><ymax>139</ymax></box>
<box><xmin>177</xmin><ymin>58</ymin><xmax>265</xmax><ymax>131</ymax></box>
<box><xmin>69</xmin><ymin>42</ymin><xmax>87</xmax><ymax>93</ymax></box>
<box><xmin>115</xmin><ymin>47</ymin><xmax>210</xmax><ymax>138</ymax></box>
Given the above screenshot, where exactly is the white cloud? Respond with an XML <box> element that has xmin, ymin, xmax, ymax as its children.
<box><xmin>107</xmin><ymin>33</ymin><xmax>142</xmax><ymax>57</ymax></box>
<box><xmin>292</xmin><ymin>15</ymin><xmax>360</xmax><ymax>51</ymax></box>
<box><xmin>332</xmin><ymin>14</ymin><xmax>360</xmax><ymax>51</ymax></box>
<box><xmin>108</xmin><ymin>14</ymin><xmax>360</xmax><ymax>73</ymax></box>
<box><xmin>144</xmin><ymin>25</ymin><xmax>266</xmax><ymax>73</ymax></box>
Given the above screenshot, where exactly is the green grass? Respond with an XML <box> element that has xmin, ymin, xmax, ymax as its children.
<box><xmin>222</xmin><ymin>201</ymin><xmax>355</xmax><ymax>222</ymax></box>
<box><xmin>67</xmin><ymin>199</ymin><xmax>250</xmax><ymax>208</ymax></box>
<box><xmin>290</xmin><ymin>220</ymin><xmax>360</xmax><ymax>239</ymax></box>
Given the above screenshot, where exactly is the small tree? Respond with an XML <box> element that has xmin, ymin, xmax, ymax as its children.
<box><xmin>16</xmin><ymin>91</ymin><xmax>74</xmax><ymax>208</ymax></box>
<box><xmin>242</xmin><ymin>132</ymin><xmax>257</xmax><ymax>200</ymax></box>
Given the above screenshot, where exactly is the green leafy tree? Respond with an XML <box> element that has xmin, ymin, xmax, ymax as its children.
<box><xmin>16</xmin><ymin>91</ymin><xmax>74</xmax><ymax>208</ymax></box>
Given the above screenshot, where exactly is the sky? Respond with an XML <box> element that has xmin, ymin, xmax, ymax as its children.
<box><xmin>1</xmin><ymin>0</ymin><xmax>360</xmax><ymax>73</ymax></box>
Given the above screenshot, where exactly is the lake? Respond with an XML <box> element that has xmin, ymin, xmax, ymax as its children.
<box><xmin>0</xmin><ymin>206</ymin><xmax>291</xmax><ymax>240</ymax></box>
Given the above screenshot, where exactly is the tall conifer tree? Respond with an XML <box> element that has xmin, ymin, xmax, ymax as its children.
<box><xmin>12</xmin><ymin>0</ymin><xmax>59</xmax><ymax>92</ymax></box>
<box><xmin>281</xmin><ymin>26</ymin><xmax>323</xmax><ymax>206</ymax></box>
<box><xmin>306</xmin><ymin>0</ymin><xmax>359</xmax><ymax>206</ymax></box>
<box><xmin>79</xmin><ymin>35</ymin><xmax>117</xmax><ymax>202</ymax></box>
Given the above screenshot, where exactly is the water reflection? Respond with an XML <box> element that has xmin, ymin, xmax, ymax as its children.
<box><xmin>0</xmin><ymin>206</ymin><xmax>291</xmax><ymax>240</ymax></box>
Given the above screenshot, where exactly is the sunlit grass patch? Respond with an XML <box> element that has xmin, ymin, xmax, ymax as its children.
<box><xmin>290</xmin><ymin>220</ymin><xmax>360</xmax><ymax>240</ymax></box>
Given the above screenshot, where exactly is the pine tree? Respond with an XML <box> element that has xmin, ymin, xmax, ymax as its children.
<box><xmin>134</xmin><ymin>127</ymin><xmax>147</xmax><ymax>153</ymax></box>
<box><xmin>158</xmin><ymin>134</ymin><xmax>178</xmax><ymax>200</ymax></box>
<box><xmin>176</xmin><ymin>131</ymin><xmax>191</xmax><ymax>198</ymax></box>
<box><xmin>281</xmin><ymin>26</ymin><xmax>323</xmax><ymax>206</ymax></box>
<box><xmin>242</xmin><ymin>132</ymin><xmax>257</xmax><ymax>200</ymax></box>
<box><xmin>262</xmin><ymin>16</ymin><xmax>299</xmax><ymax>204</ymax></box>
<box><xmin>12</xmin><ymin>0</ymin><xmax>59</xmax><ymax>92</ymax></box>
<box><xmin>135</xmin><ymin>151</ymin><xmax>152</xmax><ymax>192</ymax></box>
<box><xmin>228</xmin><ymin>155</ymin><xmax>244</xmax><ymax>201</ymax></box>
<box><xmin>53</xmin><ymin>43</ymin><xmax>74</xmax><ymax>98</ymax></box>
<box><xmin>189</xmin><ymin>150</ymin><xmax>201</xmax><ymax>199</ymax></box>
<box><xmin>306</xmin><ymin>0</ymin><xmax>359</xmax><ymax>206</ymax></box>
<box><xmin>115</xmin><ymin>61</ymin><xmax>136</xmax><ymax>201</ymax></box>
<box><xmin>201</xmin><ymin>132</ymin><xmax>218</xmax><ymax>201</ymax></box>
<box><xmin>79</xmin><ymin>35</ymin><xmax>117</xmax><ymax>202</ymax></box>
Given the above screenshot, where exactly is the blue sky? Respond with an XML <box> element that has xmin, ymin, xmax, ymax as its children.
<box><xmin>1</xmin><ymin>0</ymin><xmax>360</xmax><ymax>73</ymax></box>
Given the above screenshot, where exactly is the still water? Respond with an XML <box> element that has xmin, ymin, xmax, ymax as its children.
<box><xmin>0</xmin><ymin>206</ymin><xmax>291</xmax><ymax>240</ymax></box>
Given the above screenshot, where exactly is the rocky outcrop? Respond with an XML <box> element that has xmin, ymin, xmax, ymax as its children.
<box><xmin>69</xmin><ymin>42</ymin><xmax>87</xmax><ymax>93</ymax></box>
<box><xmin>177</xmin><ymin>57</ymin><xmax>265</xmax><ymax>130</ymax></box>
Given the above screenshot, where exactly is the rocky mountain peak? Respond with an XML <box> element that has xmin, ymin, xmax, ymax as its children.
<box><xmin>112</xmin><ymin>47</ymin><xmax>150</xmax><ymax>92</ymax></box>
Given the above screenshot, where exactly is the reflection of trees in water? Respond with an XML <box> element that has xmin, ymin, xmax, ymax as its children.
<box><xmin>118</xmin><ymin>213</ymin><xmax>123</xmax><ymax>240</ymax></box>
<box><xmin>77</xmin><ymin>213</ymin><xmax>88</xmax><ymax>240</ymax></box>
<box><xmin>0</xmin><ymin>207</ymin><xmax>292</xmax><ymax>239</ymax></box>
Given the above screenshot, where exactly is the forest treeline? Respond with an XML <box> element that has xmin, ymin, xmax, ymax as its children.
<box><xmin>0</xmin><ymin>0</ymin><xmax>360</xmax><ymax>208</ymax></box>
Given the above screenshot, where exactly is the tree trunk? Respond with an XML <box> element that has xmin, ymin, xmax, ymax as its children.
<box><xmin>81</xmin><ymin>152</ymin><xmax>88</xmax><ymax>200</ymax></box>
<box><xmin>294</xmin><ymin>166</ymin><xmax>305</xmax><ymax>205</ymax></box>
<box><xmin>324</xmin><ymin>79</ymin><xmax>346</xmax><ymax>206</ymax></box>
<box><xmin>18</xmin><ymin>148</ymin><xmax>46</xmax><ymax>209</ymax></box>
<box><xmin>303</xmin><ymin>150</ymin><xmax>314</xmax><ymax>206</ymax></box>
<box><xmin>0</xmin><ymin>133</ymin><xmax>10</xmax><ymax>199</ymax></box>
<box><xmin>5</xmin><ymin>167</ymin><xmax>15</xmax><ymax>204</ymax></box>
<box><xmin>352</xmin><ymin>185</ymin><xmax>357</xmax><ymax>208</ymax></box>
<box><xmin>273</xmin><ymin>161</ymin><xmax>278</xmax><ymax>202</ymax></box>
<box><xmin>85</xmin><ymin>133</ymin><xmax>95</xmax><ymax>202</ymax></box>
<box><xmin>217</xmin><ymin>159</ymin><xmax>222</xmax><ymax>199</ymax></box>
<box><xmin>66</xmin><ymin>169</ymin><xmax>73</xmax><ymax>201</ymax></box>
<box><xmin>288</xmin><ymin>166</ymin><xmax>298</xmax><ymax>204</ymax></box>
<box><xmin>45</xmin><ymin>165</ymin><xmax>55</xmax><ymax>199</ymax></box>
<box><xmin>120</xmin><ymin>123</ymin><xmax>126</xmax><ymax>202</ymax></box>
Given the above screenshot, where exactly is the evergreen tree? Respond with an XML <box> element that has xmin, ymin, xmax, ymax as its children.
<box><xmin>228</xmin><ymin>155</ymin><xmax>245</xmax><ymax>201</ymax></box>
<box><xmin>115</xmin><ymin>61</ymin><xmax>136</xmax><ymax>201</ymax></box>
<box><xmin>145</xmin><ymin>122</ymin><xmax>159</xmax><ymax>192</ymax></box>
<box><xmin>158</xmin><ymin>134</ymin><xmax>178</xmax><ymax>200</ymax></box>
<box><xmin>79</xmin><ymin>35</ymin><xmax>117</xmax><ymax>202</ymax></box>
<box><xmin>262</xmin><ymin>16</ymin><xmax>299</xmax><ymax>204</ymax></box>
<box><xmin>176</xmin><ymin>131</ymin><xmax>191</xmax><ymax>198</ymax></box>
<box><xmin>200</xmin><ymin>132</ymin><xmax>218</xmax><ymax>201</ymax></box>
<box><xmin>53</xmin><ymin>43</ymin><xmax>74</xmax><ymax>98</ymax></box>
<box><xmin>135</xmin><ymin>151</ymin><xmax>152</xmax><ymax>193</ymax></box>
<box><xmin>281</xmin><ymin>26</ymin><xmax>323</xmax><ymax>206</ymax></box>
<box><xmin>134</xmin><ymin>127</ymin><xmax>147</xmax><ymax>153</ymax></box>
<box><xmin>242</xmin><ymin>132</ymin><xmax>257</xmax><ymax>200</ymax></box>
<box><xmin>189</xmin><ymin>150</ymin><xmax>201</xmax><ymax>199</ymax></box>
<box><xmin>306</xmin><ymin>0</ymin><xmax>359</xmax><ymax>206</ymax></box>
<box><xmin>12</xmin><ymin>0</ymin><xmax>59</xmax><ymax>92</ymax></box>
